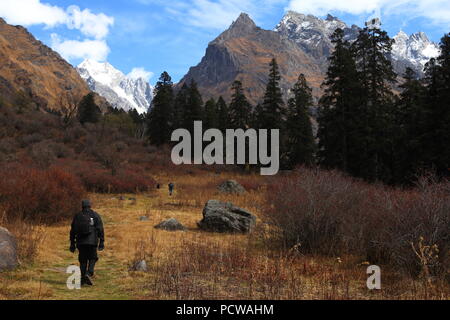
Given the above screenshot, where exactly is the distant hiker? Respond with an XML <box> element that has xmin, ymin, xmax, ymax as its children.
<box><xmin>168</xmin><ymin>182</ymin><xmax>175</xmax><ymax>196</ymax></box>
<box><xmin>70</xmin><ymin>200</ymin><xmax>105</xmax><ymax>286</ymax></box>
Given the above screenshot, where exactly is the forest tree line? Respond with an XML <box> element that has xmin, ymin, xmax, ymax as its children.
<box><xmin>80</xmin><ymin>25</ymin><xmax>449</xmax><ymax>185</ymax></box>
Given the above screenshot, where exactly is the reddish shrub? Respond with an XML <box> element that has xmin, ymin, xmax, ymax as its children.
<box><xmin>54</xmin><ymin>159</ymin><xmax>156</xmax><ymax>193</ymax></box>
<box><xmin>265</xmin><ymin>168</ymin><xmax>449</xmax><ymax>278</ymax></box>
<box><xmin>0</xmin><ymin>164</ymin><xmax>85</xmax><ymax>223</ymax></box>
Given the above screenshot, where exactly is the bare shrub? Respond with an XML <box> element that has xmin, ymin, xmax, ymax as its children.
<box><xmin>0</xmin><ymin>137</ymin><xmax>18</xmax><ymax>154</ymax></box>
<box><xmin>1</xmin><ymin>219</ymin><xmax>45</xmax><ymax>263</ymax></box>
<box><xmin>265</xmin><ymin>168</ymin><xmax>450</xmax><ymax>278</ymax></box>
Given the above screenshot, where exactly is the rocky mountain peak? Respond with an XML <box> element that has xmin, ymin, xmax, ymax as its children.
<box><xmin>325</xmin><ymin>14</ymin><xmax>338</xmax><ymax>22</ymax></box>
<box><xmin>411</xmin><ymin>31</ymin><xmax>430</xmax><ymax>43</ymax></box>
<box><xmin>392</xmin><ymin>30</ymin><xmax>440</xmax><ymax>72</ymax></box>
<box><xmin>233</xmin><ymin>13</ymin><xmax>256</xmax><ymax>29</ymax></box>
<box><xmin>275</xmin><ymin>11</ymin><xmax>354</xmax><ymax>61</ymax></box>
<box><xmin>77</xmin><ymin>59</ymin><xmax>153</xmax><ymax>114</ymax></box>
<box><xmin>216</xmin><ymin>13</ymin><xmax>258</xmax><ymax>42</ymax></box>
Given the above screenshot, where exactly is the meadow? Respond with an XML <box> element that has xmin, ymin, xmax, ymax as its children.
<box><xmin>0</xmin><ymin>169</ymin><xmax>448</xmax><ymax>300</ymax></box>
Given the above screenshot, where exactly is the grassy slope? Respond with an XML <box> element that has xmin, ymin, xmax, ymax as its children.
<box><xmin>0</xmin><ymin>172</ymin><xmax>448</xmax><ymax>300</ymax></box>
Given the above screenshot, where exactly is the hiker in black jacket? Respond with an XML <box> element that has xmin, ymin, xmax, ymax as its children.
<box><xmin>70</xmin><ymin>200</ymin><xmax>105</xmax><ymax>286</ymax></box>
<box><xmin>168</xmin><ymin>182</ymin><xmax>174</xmax><ymax>196</ymax></box>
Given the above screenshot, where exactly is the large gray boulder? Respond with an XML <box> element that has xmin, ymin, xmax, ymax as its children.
<box><xmin>198</xmin><ymin>200</ymin><xmax>256</xmax><ymax>233</ymax></box>
<box><xmin>154</xmin><ymin>218</ymin><xmax>186</xmax><ymax>231</ymax></box>
<box><xmin>0</xmin><ymin>227</ymin><xmax>18</xmax><ymax>271</ymax></box>
<box><xmin>217</xmin><ymin>180</ymin><xmax>246</xmax><ymax>194</ymax></box>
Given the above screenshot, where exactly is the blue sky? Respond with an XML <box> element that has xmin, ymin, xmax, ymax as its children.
<box><xmin>1</xmin><ymin>0</ymin><xmax>449</xmax><ymax>85</ymax></box>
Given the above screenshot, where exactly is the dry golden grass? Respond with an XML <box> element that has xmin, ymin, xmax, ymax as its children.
<box><xmin>0</xmin><ymin>171</ymin><xmax>448</xmax><ymax>300</ymax></box>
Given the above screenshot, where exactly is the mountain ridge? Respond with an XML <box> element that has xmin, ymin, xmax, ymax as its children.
<box><xmin>0</xmin><ymin>17</ymin><xmax>92</xmax><ymax>111</ymax></box>
<box><xmin>179</xmin><ymin>11</ymin><xmax>440</xmax><ymax>104</ymax></box>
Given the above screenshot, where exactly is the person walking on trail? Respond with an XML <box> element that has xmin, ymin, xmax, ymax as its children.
<box><xmin>70</xmin><ymin>200</ymin><xmax>105</xmax><ymax>286</ymax></box>
<box><xmin>168</xmin><ymin>182</ymin><xmax>175</xmax><ymax>196</ymax></box>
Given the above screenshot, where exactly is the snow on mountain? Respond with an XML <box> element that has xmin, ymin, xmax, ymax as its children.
<box><xmin>392</xmin><ymin>31</ymin><xmax>440</xmax><ymax>72</ymax></box>
<box><xmin>274</xmin><ymin>11</ymin><xmax>359</xmax><ymax>62</ymax></box>
<box><xmin>275</xmin><ymin>11</ymin><xmax>440</xmax><ymax>74</ymax></box>
<box><xmin>77</xmin><ymin>59</ymin><xmax>153</xmax><ymax>114</ymax></box>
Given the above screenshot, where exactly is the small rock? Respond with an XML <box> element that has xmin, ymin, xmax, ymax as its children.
<box><xmin>217</xmin><ymin>180</ymin><xmax>246</xmax><ymax>194</ymax></box>
<box><xmin>0</xmin><ymin>227</ymin><xmax>18</xmax><ymax>272</ymax></box>
<box><xmin>139</xmin><ymin>216</ymin><xmax>149</xmax><ymax>221</ymax></box>
<box><xmin>154</xmin><ymin>218</ymin><xmax>186</xmax><ymax>231</ymax></box>
<box><xmin>132</xmin><ymin>260</ymin><xmax>148</xmax><ymax>272</ymax></box>
<box><xmin>198</xmin><ymin>200</ymin><xmax>256</xmax><ymax>233</ymax></box>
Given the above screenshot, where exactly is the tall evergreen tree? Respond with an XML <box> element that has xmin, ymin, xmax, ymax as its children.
<box><xmin>422</xmin><ymin>34</ymin><xmax>450</xmax><ymax>177</ymax></box>
<box><xmin>351</xmin><ymin>21</ymin><xmax>397</xmax><ymax>182</ymax></box>
<box><xmin>146</xmin><ymin>72</ymin><xmax>174</xmax><ymax>145</ymax></box>
<box><xmin>183</xmin><ymin>80</ymin><xmax>203</xmax><ymax>133</ymax></box>
<box><xmin>317</xmin><ymin>28</ymin><xmax>362</xmax><ymax>175</ymax></box>
<box><xmin>77</xmin><ymin>92</ymin><xmax>101</xmax><ymax>124</ymax></box>
<box><xmin>393</xmin><ymin>67</ymin><xmax>427</xmax><ymax>183</ymax></box>
<box><xmin>252</xmin><ymin>103</ymin><xmax>264</xmax><ymax>129</ymax></box>
<box><xmin>204</xmin><ymin>98</ymin><xmax>219</xmax><ymax>130</ymax></box>
<box><xmin>285</xmin><ymin>74</ymin><xmax>316</xmax><ymax>168</ymax></box>
<box><xmin>173</xmin><ymin>83</ymin><xmax>189</xmax><ymax>129</ymax></box>
<box><xmin>216</xmin><ymin>96</ymin><xmax>229</xmax><ymax>132</ymax></box>
<box><xmin>259</xmin><ymin>58</ymin><xmax>284</xmax><ymax>130</ymax></box>
<box><xmin>228</xmin><ymin>80</ymin><xmax>251</xmax><ymax>129</ymax></box>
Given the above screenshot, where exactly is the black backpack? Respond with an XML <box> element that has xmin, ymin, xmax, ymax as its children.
<box><xmin>74</xmin><ymin>210</ymin><xmax>95</xmax><ymax>236</ymax></box>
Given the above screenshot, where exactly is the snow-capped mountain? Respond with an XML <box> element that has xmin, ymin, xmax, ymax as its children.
<box><xmin>392</xmin><ymin>31</ymin><xmax>440</xmax><ymax>72</ymax></box>
<box><xmin>274</xmin><ymin>11</ymin><xmax>439</xmax><ymax>74</ymax></box>
<box><xmin>275</xmin><ymin>11</ymin><xmax>359</xmax><ymax>63</ymax></box>
<box><xmin>77</xmin><ymin>59</ymin><xmax>153</xmax><ymax>114</ymax></box>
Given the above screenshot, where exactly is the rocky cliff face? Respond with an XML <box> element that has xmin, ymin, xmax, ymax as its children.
<box><xmin>391</xmin><ymin>31</ymin><xmax>440</xmax><ymax>75</ymax></box>
<box><xmin>0</xmin><ymin>18</ymin><xmax>97</xmax><ymax>111</ymax></box>
<box><xmin>178</xmin><ymin>13</ymin><xmax>323</xmax><ymax>105</ymax></box>
<box><xmin>179</xmin><ymin>12</ymin><xmax>439</xmax><ymax>105</ymax></box>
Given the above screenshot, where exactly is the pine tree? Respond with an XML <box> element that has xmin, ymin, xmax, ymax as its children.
<box><xmin>228</xmin><ymin>80</ymin><xmax>251</xmax><ymax>129</ymax></box>
<box><xmin>285</xmin><ymin>74</ymin><xmax>316</xmax><ymax>168</ymax></box>
<box><xmin>393</xmin><ymin>67</ymin><xmax>426</xmax><ymax>183</ymax></box>
<box><xmin>422</xmin><ymin>34</ymin><xmax>450</xmax><ymax>177</ymax></box>
<box><xmin>351</xmin><ymin>22</ymin><xmax>397</xmax><ymax>182</ymax></box>
<box><xmin>204</xmin><ymin>98</ymin><xmax>219</xmax><ymax>130</ymax></box>
<box><xmin>216</xmin><ymin>96</ymin><xmax>229</xmax><ymax>132</ymax></box>
<box><xmin>146</xmin><ymin>72</ymin><xmax>174</xmax><ymax>145</ymax></box>
<box><xmin>259</xmin><ymin>58</ymin><xmax>284</xmax><ymax>130</ymax></box>
<box><xmin>317</xmin><ymin>28</ymin><xmax>362</xmax><ymax>175</ymax></box>
<box><xmin>77</xmin><ymin>92</ymin><xmax>101</xmax><ymax>124</ymax></box>
<box><xmin>173</xmin><ymin>83</ymin><xmax>189</xmax><ymax>129</ymax></box>
<box><xmin>183</xmin><ymin>80</ymin><xmax>203</xmax><ymax>133</ymax></box>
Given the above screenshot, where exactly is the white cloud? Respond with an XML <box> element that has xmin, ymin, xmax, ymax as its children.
<box><xmin>186</xmin><ymin>0</ymin><xmax>256</xmax><ymax>29</ymax></box>
<box><xmin>0</xmin><ymin>1</ymin><xmax>115</xmax><ymax>62</ymax></box>
<box><xmin>66</xmin><ymin>5</ymin><xmax>114</xmax><ymax>39</ymax></box>
<box><xmin>0</xmin><ymin>1</ymin><xmax>114</xmax><ymax>37</ymax></box>
<box><xmin>0</xmin><ymin>0</ymin><xmax>67</xmax><ymax>27</ymax></box>
<box><xmin>150</xmin><ymin>0</ymin><xmax>285</xmax><ymax>30</ymax></box>
<box><xmin>287</xmin><ymin>0</ymin><xmax>450</xmax><ymax>26</ymax></box>
<box><xmin>51</xmin><ymin>34</ymin><xmax>110</xmax><ymax>62</ymax></box>
<box><xmin>127</xmin><ymin>68</ymin><xmax>154</xmax><ymax>81</ymax></box>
